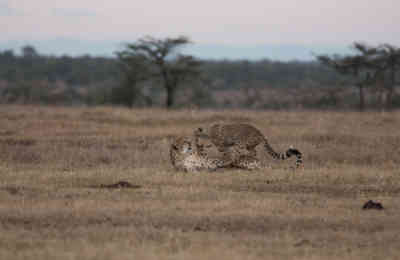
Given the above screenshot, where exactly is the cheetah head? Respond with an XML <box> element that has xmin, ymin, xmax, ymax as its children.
<box><xmin>171</xmin><ymin>137</ymin><xmax>194</xmax><ymax>157</ymax></box>
<box><xmin>170</xmin><ymin>136</ymin><xmax>222</xmax><ymax>172</ymax></box>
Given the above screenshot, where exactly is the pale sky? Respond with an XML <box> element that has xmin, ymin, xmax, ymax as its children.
<box><xmin>1</xmin><ymin>0</ymin><xmax>399</xmax><ymax>59</ymax></box>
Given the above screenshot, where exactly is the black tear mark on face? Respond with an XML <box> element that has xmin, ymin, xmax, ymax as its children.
<box><xmin>185</xmin><ymin>141</ymin><xmax>192</xmax><ymax>150</ymax></box>
<box><xmin>180</xmin><ymin>141</ymin><xmax>193</xmax><ymax>154</ymax></box>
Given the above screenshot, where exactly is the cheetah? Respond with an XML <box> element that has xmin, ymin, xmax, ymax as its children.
<box><xmin>170</xmin><ymin>136</ymin><xmax>225</xmax><ymax>172</ymax></box>
<box><xmin>194</xmin><ymin>123</ymin><xmax>302</xmax><ymax>168</ymax></box>
<box><xmin>170</xmin><ymin>136</ymin><xmax>261</xmax><ymax>172</ymax></box>
<box><xmin>196</xmin><ymin>132</ymin><xmax>262</xmax><ymax>170</ymax></box>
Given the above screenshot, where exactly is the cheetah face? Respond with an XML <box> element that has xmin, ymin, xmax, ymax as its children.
<box><xmin>170</xmin><ymin>137</ymin><xmax>196</xmax><ymax>169</ymax></box>
<box><xmin>172</xmin><ymin>139</ymin><xmax>193</xmax><ymax>155</ymax></box>
<box><xmin>180</xmin><ymin>141</ymin><xmax>192</xmax><ymax>154</ymax></box>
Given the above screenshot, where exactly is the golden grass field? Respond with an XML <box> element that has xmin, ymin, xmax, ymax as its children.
<box><xmin>0</xmin><ymin>105</ymin><xmax>399</xmax><ymax>259</ymax></box>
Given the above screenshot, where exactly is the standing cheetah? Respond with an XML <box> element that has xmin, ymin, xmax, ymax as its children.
<box><xmin>194</xmin><ymin>123</ymin><xmax>302</xmax><ymax>168</ymax></box>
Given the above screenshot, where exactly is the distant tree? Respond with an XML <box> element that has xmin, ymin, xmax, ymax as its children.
<box><xmin>21</xmin><ymin>45</ymin><xmax>38</xmax><ymax>58</ymax></box>
<box><xmin>0</xmin><ymin>50</ymin><xmax>18</xmax><ymax>82</ymax></box>
<box><xmin>318</xmin><ymin>42</ymin><xmax>400</xmax><ymax>111</ymax></box>
<box><xmin>375</xmin><ymin>44</ymin><xmax>400</xmax><ymax>109</ymax></box>
<box><xmin>317</xmin><ymin>42</ymin><xmax>381</xmax><ymax>111</ymax></box>
<box><xmin>0</xmin><ymin>50</ymin><xmax>15</xmax><ymax>63</ymax></box>
<box><xmin>113</xmin><ymin>52</ymin><xmax>150</xmax><ymax>107</ymax></box>
<box><xmin>115</xmin><ymin>36</ymin><xmax>201</xmax><ymax>108</ymax></box>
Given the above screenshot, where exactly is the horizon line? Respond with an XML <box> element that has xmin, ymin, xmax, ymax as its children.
<box><xmin>0</xmin><ymin>38</ymin><xmax>356</xmax><ymax>61</ymax></box>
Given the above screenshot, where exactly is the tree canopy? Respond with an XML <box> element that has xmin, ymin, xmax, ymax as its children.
<box><xmin>115</xmin><ymin>36</ymin><xmax>202</xmax><ymax>108</ymax></box>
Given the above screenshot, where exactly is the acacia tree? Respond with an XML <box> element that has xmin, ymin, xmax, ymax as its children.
<box><xmin>116</xmin><ymin>36</ymin><xmax>201</xmax><ymax>108</ymax></box>
<box><xmin>317</xmin><ymin>43</ymin><xmax>381</xmax><ymax>111</ymax></box>
<box><xmin>375</xmin><ymin>44</ymin><xmax>400</xmax><ymax>109</ymax></box>
<box><xmin>318</xmin><ymin>42</ymin><xmax>400</xmax><ymax>110</ymax></box>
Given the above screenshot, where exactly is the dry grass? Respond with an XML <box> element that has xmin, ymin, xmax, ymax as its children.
<box><xmin>0</xmin><ymin>105</ymin><xmax>399</xmax><ymax>259</ymax></box>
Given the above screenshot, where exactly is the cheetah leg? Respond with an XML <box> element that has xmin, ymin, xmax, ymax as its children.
<box><xmin>226</xmin><ymin>145</ymin><xmax>252</xmax><ymax>168</ymax></box>
<box><xmin>216</xmin><ymin>147</ymin><xmax>236</xmax><ymax>168</ymax></box>
<box><xmin>233</xmin><ymin>155</ymin><xmax>261</xmax><ymax>170</ymax></box>
<box><xmin>218</xmin><ymin>145</ymin><xmax>250</xmax><ymax>168</ymax></box>
<box><xmin>221</xmin><ymin>151</ymin><xmax>234</xmax><ymax>167</ymax></box>
<box><xmin>229</xmin><ymin>145</ymin><xmax>243</xmax><ymax>162</ymax></box>
<box><xmin>247</xmin><ymin>147</ymin><xmax>257</xmax><ymax>158</ymax></box>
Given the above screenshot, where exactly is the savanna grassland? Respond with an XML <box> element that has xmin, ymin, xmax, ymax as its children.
<box><xmin>0</xmin><ymin>105</ymin><xmax>399</xmax><ymax>260</ymax></box>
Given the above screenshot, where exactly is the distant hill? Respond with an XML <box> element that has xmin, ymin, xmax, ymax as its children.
<box><xmin>0</xmin><ymin>38</ymin><xmax>352</xmax><ymax>61</ymax></box>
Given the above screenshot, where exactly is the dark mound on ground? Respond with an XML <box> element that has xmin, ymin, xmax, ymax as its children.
<box><xmin>362</xmin><ymin>200</ymin><xmax>384</xmax><ymax>210</ymax></box>
<box><xmin>94</xmin><ymin>181</ymin><xmax>142</xmax><ymax>189</ymax></box>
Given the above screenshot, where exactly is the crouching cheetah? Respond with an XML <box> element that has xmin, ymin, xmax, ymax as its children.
<box><xmin>194</xmin><ymin>123</ymin><xmax>302</xmax><ymax>168</ymax></box>
<box><xmin>170</xmin><ymin>136</ymin><xmax>261</xmax><ymax>172</ymax></box>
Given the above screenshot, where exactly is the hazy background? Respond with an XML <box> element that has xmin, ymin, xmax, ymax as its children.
<box><xmin>1</xmin><ymin>0</ymin><xmax>399</xmax><ymax>60</ymax></box>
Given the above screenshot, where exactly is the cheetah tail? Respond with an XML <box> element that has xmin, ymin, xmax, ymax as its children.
<box><xmin>286</xmin><ymin>146</ymin><xmax>303</xmax><ymax>168</ymax></box>
<box><xmin>263</xmin><ymin>140</ymin><xmax>303</xmax><ymax>168</ymax></box>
